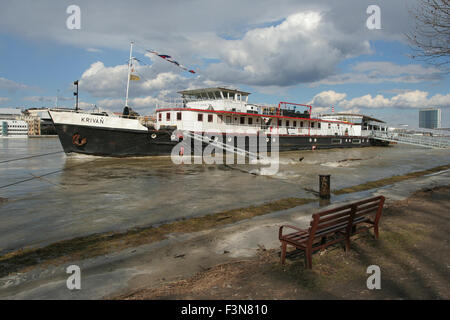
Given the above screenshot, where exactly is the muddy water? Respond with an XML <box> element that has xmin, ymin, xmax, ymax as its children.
<box><xmin>0</xmin><ymin>138</ymin><xmax>449</xmax><ymax>253</ymax></box>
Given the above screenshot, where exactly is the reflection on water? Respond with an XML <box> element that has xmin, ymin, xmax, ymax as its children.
<box><xmin>0</xmin><ymin>138</ymin><xmax>449</xmax><ymax>252</ymax></box>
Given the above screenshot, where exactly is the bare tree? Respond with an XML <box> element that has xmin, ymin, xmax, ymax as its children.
<box><xmin>406</xmin><ymin>0</ymin><xmax>450</xmax><ymax>68</ymax></box>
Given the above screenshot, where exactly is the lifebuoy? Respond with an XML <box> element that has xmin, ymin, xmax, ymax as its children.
<box><xmin>72</xmin><ymin>133</ymin><xmax>87</xmax><ymax>147</ymax></box>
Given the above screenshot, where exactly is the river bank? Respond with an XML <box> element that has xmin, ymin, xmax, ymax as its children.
<box><xmin>0</xmin><ymin>165</ymin><xmax>449</xmax><ymax>299</ymax></box>
<box><xmin>116</xmin><ymin>185</ymin><xmax>450</xmax><ymax>300</ymax></box>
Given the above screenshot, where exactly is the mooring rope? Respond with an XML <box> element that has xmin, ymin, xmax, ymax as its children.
<box><xmin>0</xmin><ymin>151</ymin><xmax>65</xmax><ymax>164</ymax></box>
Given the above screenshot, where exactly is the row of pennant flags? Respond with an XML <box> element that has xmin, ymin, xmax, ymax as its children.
<box><xmin>129</xmin><ymin>49</ymin><xmax>196</xmax><ymax>81</ymax></box>
<box><xmin>127</xmin><ymin>47</ymin><xmax>337</xmax><ymax>115</ymax></box>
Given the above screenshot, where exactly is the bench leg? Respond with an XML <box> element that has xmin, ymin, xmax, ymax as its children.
<box><xmin>345</xmin><ymin>236</ymin><xmax>351</xmax><ymax>252</ymax></box>
<box><xmin>281</xmin><ymin>242</ymin><xmax>287</xmax><ymax>265</ymax></box>
<box><xmin>374</xmin><ymin>225</ymin><xmax>379</xmax><ymax>239</ymax></box>
<box><xmin>305</xmin><ymin>248</ymin><xmax>312</xmax><ymax>269</ymax></box>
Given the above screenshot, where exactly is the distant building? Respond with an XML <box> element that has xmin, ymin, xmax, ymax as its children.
<box><xmin>20</xmin><ymin>115</ymin><xmax>41</xmax><ymax>135</ymax></box>
<box><xmin>24</xmin><ymin>107</ymin><xmax>64</xmax><ymax>135</ymax></box>
<box><xmin>0</xmin><ymin>108</ymin><xmax>22</xmax><ymax>119</ymax></box>
<box><xmin>1</xmin><ymin>119</ymin><xmax>28</xmax><ymax>137</ymax></box>
<box><xmin>419</xmin><ymin>108</ymin><xmax>441</xmax><ymax>129</ymax></box>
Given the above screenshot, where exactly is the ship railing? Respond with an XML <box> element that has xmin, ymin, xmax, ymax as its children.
<box><xmin>370</xmin><ymin>130</ymin><xmax>450</xmax><ymax>149</ymax></box>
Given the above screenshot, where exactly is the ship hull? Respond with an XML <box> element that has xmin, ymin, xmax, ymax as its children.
<box><xmin>53</xmin><ymin>123</ymin><xmax>386</xmax><ymax>157</ymax></box>
<box><xmin>53</xmin><ymin>123</ymin><xmax>176</xmax><ymax>156</ymax></box>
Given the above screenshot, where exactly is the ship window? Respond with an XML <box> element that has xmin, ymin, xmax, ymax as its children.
<box><xmin>240</xmin><ymin>117</ymin><xmax>245</xmax><ymax>124</ymax></box>
<box><xmin>248</xmin><ymin>118</ymin><xmax>253</xmax><ymax>125</ymax></box>
<box><xmin>158</xmin><ymin>113</ymin><xmax>162</xmax><ymax>121</ymax></box>
<box><xmin>318</xmin><ymin>123</ymin><xmax>321</xmax><ymax>129</ymax></box>
<box><xmin>198</xmin><ymin>114</ymin><xmax>203</xmax><ymax>121</ymax></box>
<box><xmin>311</xmin><ymin>122</ymin><xmax>315</xmax><ymax>128</ymax></box>
<box><xmin>208</xmin><ymin>114</ymin><xmax>213</xmax><ymax>122</ymax></box>
<box><xmin>278</xmin><ymin>119</ymin><xmax>282</xmax><ymax>126</ymax></box>
<box><xmin>177</xmin><ymin>112</ymin><xmax>182</xmax><ymax>120</ymax></box>
<box><xmin>166</xmin><ymin>113</ymin><xmax>170</xmax><ymax>121</ymax></box>
<box><xmin>300</xmin><ymin>121</ymin><xmax>304</xmax><ymax>127</ymax></box>
<box><xmin>293</xmin><ymin>121</ymin><xmax>297</xmax><ymax>127</ymax></box>
<box><xmin>286</xmin><ymin>120</ymin><xmax>290</xmax><ymax>127</ymax></box>
<box><xmin>328</xmin><ymin>123</ymin><xmax>331</xmax><ymax>129</ymax></box>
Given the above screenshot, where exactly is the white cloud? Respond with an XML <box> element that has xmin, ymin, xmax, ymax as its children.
<box><xmin>308</xmin><ymin>90</ymin><xmax>347</xmax><ymax>108</ymax></box>
<box><xmin>86</xmin><ymin>48</ymin><xmax>102</xmax><ymax>53</ymax></box>
<box><xmin>0</xmin><ymin>97</ymin><xmax>10</xmax><ymax>104</ymax></box>
<box><xmin>78</xmin><ymin>60</ymin><xmax>218</xmax><ymax>109</ymax></box>
<box><xmin>308</xmin><ymin>89</ymin><xmax>450</xmax><ymax>113</ymax></box>
<box><xmin>1</xmin><ymin>1</ymin><xmax>417</xmax><ymax>87</ymax></box>
<box><xmin>204</xmin><ymin>11</ymin><xmax>371</xmax><ymax>86</ymax></box>
<box><xmin>0</xmin><ymin>77</ymin><xmax>29</xmax><ymax>92</ymax></box>
<box><xmin>339</xmin><ymin>90</ymin><xmax>450</xmax><ymax>109</ymax></box>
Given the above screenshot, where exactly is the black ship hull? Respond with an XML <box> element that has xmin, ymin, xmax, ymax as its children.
<box><xmin>54</xmin><ymin>123</ymin><xmax>388</xmax><ymax>157</ymax></box>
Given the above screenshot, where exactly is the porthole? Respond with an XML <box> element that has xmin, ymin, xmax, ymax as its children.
<box><xmin>151</xmin><ymin>133</ymin><xmax>157</xmax><ymax>139</ymax></box>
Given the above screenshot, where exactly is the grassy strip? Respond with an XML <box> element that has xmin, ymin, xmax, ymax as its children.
<box><xmin>333</xmin><ymin>164</ymin><xmax>450</xmax><ymax>195</ymax></box>
<box><xmin>0</xmin><ymin>197</ymin><xmax>314</xmax><ymax>277</ymax></box>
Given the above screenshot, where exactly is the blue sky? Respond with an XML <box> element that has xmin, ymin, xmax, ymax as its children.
<box><xmin>0</xmin><ymin>0</ymin><xmax>448</xmax><ymax>128</ymax></box>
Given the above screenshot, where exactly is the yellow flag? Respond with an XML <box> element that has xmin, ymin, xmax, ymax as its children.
<box><xmin>130</xmin><ymin>74</ymin><xmax>140</xmax><ymax>81</ymax></box>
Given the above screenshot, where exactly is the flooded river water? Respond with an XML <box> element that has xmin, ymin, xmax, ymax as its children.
<box><xmin>0</xmin><ymin>137</ymin><xmax>449</xmax><ymax>253</ymax></box>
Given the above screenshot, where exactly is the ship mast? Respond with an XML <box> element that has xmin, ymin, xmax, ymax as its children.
<box><xmin>125</xmin><ymin>41</ymin><xmax>134</xmax><ymax>107</ymax></box>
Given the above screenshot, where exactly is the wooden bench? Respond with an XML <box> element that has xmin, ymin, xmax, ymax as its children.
<box><xmin>279</xmin><ymin>196</ymin><xmax>385</xmax><ymax>269</ymax></box>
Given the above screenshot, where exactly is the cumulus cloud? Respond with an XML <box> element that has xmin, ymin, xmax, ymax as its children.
<box><xmin>78</xmin><ymin>59</ymin><xmax>223</xmax><ymax>112</ymax></box>
<box><xmin>308</xmin><ymin>89</ymin><xmax>450</xmax><ymax>114</ymax></box>
<box><xmin>339</xmin><ymin>90</ymin><xmax>450</xmax><ymax>109</ymax></box>
<box><xmin>0</xmin><ymin>77</ymin><xmax>30</xmax><ymax>92</ymax></box>
<box><xmin>308</xmin><ymin>90</ymin><xmax>347</xmax><ymax>108</ymax></box>
<box><xmin>204</xmin><ymin>12</ymin><xmax>371</xmax><ymax>86</ymax></box>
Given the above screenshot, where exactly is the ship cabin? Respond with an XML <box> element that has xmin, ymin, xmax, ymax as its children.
<box><xmin>319</xmin><ymin>113</ymin><xmax>387</xmax><ymax>137</ymax></box>
<box><xmin>155</xmin><ymin>87</ymin><xmax>359</xmax><ymax>137</ymax></box>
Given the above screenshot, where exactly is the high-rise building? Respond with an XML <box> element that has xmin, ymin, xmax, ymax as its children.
<box><xmin>419</xmin><ymin>108</ymin><xmax>441</xmax><ymax>129</ymax></box>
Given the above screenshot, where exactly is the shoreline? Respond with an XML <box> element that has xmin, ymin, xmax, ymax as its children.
<box><xmin>0</xmin><ymin>164</ymin><xmax>449</xmax><ymax>299</ymax></box>
<box><xmin>115</xmin><ymin>185</ymin><xmax>450</xmax><ymax>300</ymax></box>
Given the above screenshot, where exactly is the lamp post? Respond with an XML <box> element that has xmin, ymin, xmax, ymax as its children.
<box><xmin>73</xmin><ymin>80</ymin><xmax>79</xmax><ymax>112</ymax></box>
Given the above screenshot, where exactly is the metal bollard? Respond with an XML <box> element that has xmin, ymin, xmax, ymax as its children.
<box><xmin>319</xmin><ymin>174</ymin><xmax>331</xmax><ymax>199</ymax></box>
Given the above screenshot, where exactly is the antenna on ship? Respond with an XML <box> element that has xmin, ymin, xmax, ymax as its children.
<box><xmin>125</xmin><ymin>41</ymin><xmax>134</xmax><ymax>107</ymax></box>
